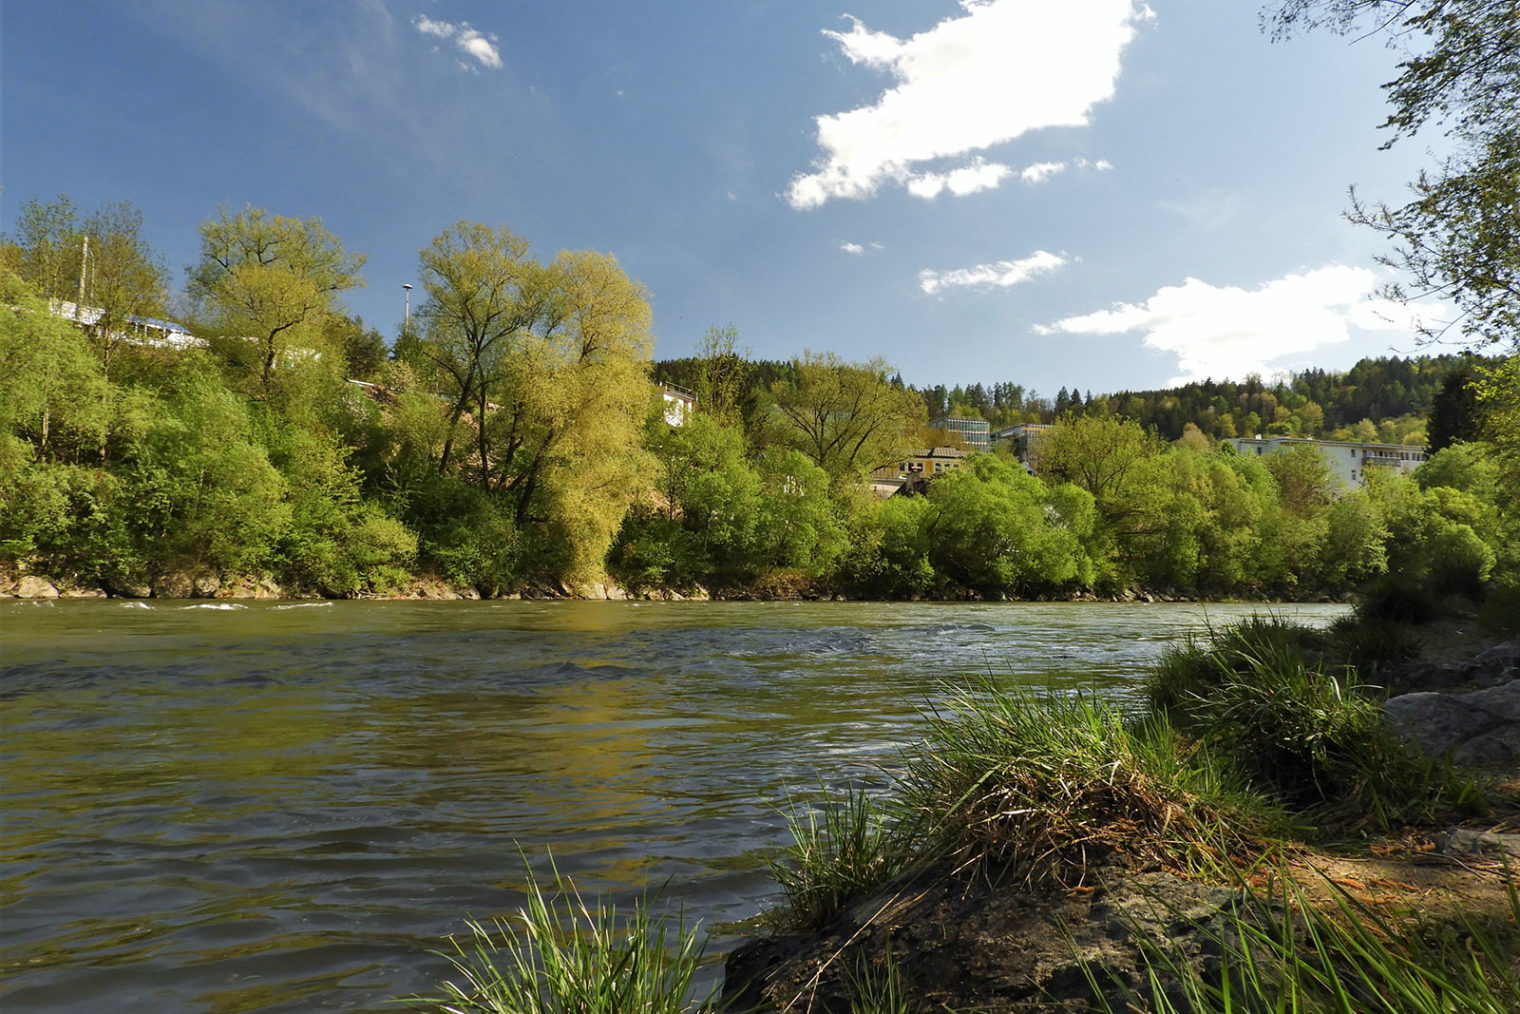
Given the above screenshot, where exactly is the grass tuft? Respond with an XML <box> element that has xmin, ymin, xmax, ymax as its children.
<box><xmin>1147</xmin><ymin>616</ymin><xmax>1481</xmax><ymax>830</ymax></box>
<box><xmin>769</xmin><ymin>783</ymin><xmax>907</xmax><ymax>931</ymax></box>
<box><xmin>405</xmin><ymin>857</ymin><xmax>713</xmax><ymax>1014</ymax></box>
<box><xmin>896</xmin><ymin>687</ymin><xmax>1275</xmax><ymax>887</ymax></box>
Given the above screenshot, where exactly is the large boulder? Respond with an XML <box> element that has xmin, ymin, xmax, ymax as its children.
<box><xmin>14</xmin><ymin>576</ymin><xmax>59</xmax><ymax>599</ymax></box>
<box><xmin>153</xmin><ymin>571</ymin><xmax>195</xmax><ymax>599</ymax></box>
<box><xmin>1384</xmin><ymin>679</ymin><xmax>1520</xmax><ymax>767</ymax></box>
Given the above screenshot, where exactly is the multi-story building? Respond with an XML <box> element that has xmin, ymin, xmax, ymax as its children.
<box><xmin>1223</xmin><ymin>436</ymin><xmax>1428</xmax><ymax>487</ymax></box>
<box><xmin>991</xmin><ymin>423</ymin><xmax>1051</xmax><ymax>469</ymax></box>
<box><xmin>929</xmin><ymin>415</ymin><xmax>991</xmax><ymax>452</ymax></box>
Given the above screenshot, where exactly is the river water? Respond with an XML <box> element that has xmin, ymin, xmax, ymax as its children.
<box><xmin>0</xmin><ymin>599</ymin><xmax>1347</xmax><ymax>1012</ymax></box>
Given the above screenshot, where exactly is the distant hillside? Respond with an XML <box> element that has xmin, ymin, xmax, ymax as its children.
<box><xmin>653</xmin><ymin>353</ymin><xmax>1476</xmax><ymax>445</ymax></box>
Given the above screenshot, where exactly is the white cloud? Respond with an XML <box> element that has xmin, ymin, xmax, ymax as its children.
<box><xmin>1020</xmin><ymin>161</ymin><xmax>1067</xmax><ymax>184</ymax></box>
<box><xmin>787</xmin><ymin>1</ymin><xmax>1150</xmax><ymax>209</ymax></box>
<box><xmin>906</xmin><ymin>158</ymin><xmax>1013</xmax><ymax>199</ymax></box>
<box><xmin>1037</xmin><ymin>266</ymin><xmax>1429</xmax><ymax>383</ymax></box>
<box><xmin>412</xmin><ymin>14</ymin><xmax>502</xmax><ymax>70</ymax></box>
<box><xmin>840</xmin><ymin>241</ymin><xmax>865</xmax><ymax>254</ymax></box>
<box><xmin>919</xmin><ymin>250</ymin><xmax>1068</xmax><ymax>296</ymax></box>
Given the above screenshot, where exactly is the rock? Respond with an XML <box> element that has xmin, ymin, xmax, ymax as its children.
<box><xmin>154</xmin><ymin>571</ymin><xmax>195</xmax><ymax>599</ymax></box>
<box><xmin>219</xmin><ymin>580</ymin><xmax>259</xmax><ymax>599</ymax></box>
<box><xmin>457</xmin><ymin>586</ymin><xmax>481</xmax><ymax>600</ymax></box>
<box><xmin>604</xmin><ymin>582</ymin><xmax>628</xmax><ymax>601</ymax></box>
<box><xmin>108</xmin><ymin>577</ymin><xmax>153</xmax><ymax>599</ymax></box>
<box><xmin>1384</xmin><ymin>679</ymin><xmax>1520</xmax><ymax>766</ymax></box>
<box><xmin>1438</xmin><ymin>827</ymin><xmax>1520</xmax><ymax>860</ymax></box>
<box><xmin>192</xmin><ymin>573</ymin><xmax>221</xmax><ymax>598</ymax></box>
<box><xmin>15</xmin><ymin>576</ymin><xmax>60</xmax><ymax>599</ymax></box>
<box><xmin>59</xmin><ymin>587</ymin><xmax>107</xmax><ymax>598</ymax></box>
<box><xmin>721</xmin><ymin>861</ymin><xmax>1274</xmax><ymax>1014</ymax></box>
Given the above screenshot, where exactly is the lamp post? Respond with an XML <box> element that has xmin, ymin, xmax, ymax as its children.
<box><xmin>402</xmin><ymin>283</ymin><xmax>413</xmax><ymax>334</ymax></box>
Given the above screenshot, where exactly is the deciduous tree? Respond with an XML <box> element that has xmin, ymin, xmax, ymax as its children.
<box><xmin>189</xmin><ymin>206</ymin><xmax>366</xmax><ymax>397</ymax></box>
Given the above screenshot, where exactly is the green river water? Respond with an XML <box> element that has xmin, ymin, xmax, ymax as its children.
<box><xmin>0</xmin><ymin>599</ymin><xmax>1349</xmax><ymax>1012</ymax></box>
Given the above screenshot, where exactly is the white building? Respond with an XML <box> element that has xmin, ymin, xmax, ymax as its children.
<box><xmin>660</xmin><ymin>383</ymin><xmax>696</xmax><ymax>426</ymax></box>
<box><xmin>1224</xmin><ymin>436</ymin><xmax>1428</xmax><ymax>487</ymax></box>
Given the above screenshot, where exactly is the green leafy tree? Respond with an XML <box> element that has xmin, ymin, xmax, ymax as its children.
<box><xmin>1271</xmin><ymin>1</ymin><xmax>1520</xmax><ymax>352</ymax></box>
<box><xmin>412</xmin><ymin>221</ymin><xmax>541</xmax><ymax>475</ymax></box>
<box><xmin>189</xmin><ymin>206</ymin><xmax>366</xmax><ymax>398</ymax></box>
<box><xmin>926</xmin><ymin>455</ymin><xmax>1094</xmax><ymax>596</ymax></box>
<box><xmin>767</xmin><ymin>351</ymin><xmax>924</xmax><ymax>480</ymax></box>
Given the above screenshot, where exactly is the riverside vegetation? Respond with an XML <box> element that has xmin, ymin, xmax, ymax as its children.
<box><xmin>2</xmin><ymin>207</ymin><xmax>1516</xmax><ymax>604</ymax></box>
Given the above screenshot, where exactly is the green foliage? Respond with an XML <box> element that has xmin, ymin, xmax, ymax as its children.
<box><xmin>407</xmin><ymin>858</ymin><xmax>713</xmax><ymax>1014</ymax></box>
<box><xmin>189</xmin><ymin>205</ymin><xmax>365</xmax><ymax>402</ymax></box>
<box><xmin>1102</xmin><ymin>872</ymin><xmax>1520</xmax><ymax>1014</ymax></box>
<box><xmin>897</xmin><ymin>687</ymin><xmax>1269</xmax><ymax>884</ymax></box>
<box><xmin>1148</xmin><ymin>618</ymin><xmax>1479</xmax><ymax>828</ymax></box>
<box><xmin>767</xmin><ymin>351</ymin><xmax>924</xmax><ymax>480</ymax></box>
<box><xmin>402</xmin><ymin>473</ymin><xmax>520</xmax><ymax>594</ymax></box>
<box><xmin>770</xmin><ymin>784</ymin><xmax>907</xmax><ymax>932</ymax></box>
<box><xmin>925</xmin><ymin>454</ymin><xmax>1096</xmax><ymax>596</ymax></box>
<box><xmin>839</xmin><ymin>495</ymin><xmax>937</xmax><ymax>599</ymax></box>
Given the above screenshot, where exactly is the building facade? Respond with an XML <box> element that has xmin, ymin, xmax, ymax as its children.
<box><xmin>929</xmin><ymin>416</ymin><xmax>991</xmax><ymax>452</ymax></box>
<box><xmin>1223</xmin><ymin>436</ymin><xmax>1428</xmax><ymax>487</ymax></box>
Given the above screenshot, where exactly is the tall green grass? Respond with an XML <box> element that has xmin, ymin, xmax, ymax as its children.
<box><xmin>1146</xmin><ymin>617</ymin><xmax>1481</xmax><ymax>830</ymax></box>
<box><xmin>895</xmin><ymin>687</ymin><xmax>1277</xmax><ymax>886</ymax></box>
<box><xmin>405</xmin><ymin>858</ymin><xmax>713</xmax><ymax>1014</ymax></box>
<box><xmin>1094</xmin><ymin>872</ymin><xmax>1520</xmax><ymax>1014</ymax></box>
<box><xmin>769</xmin><ymin>783</ymin><xmax>907</xmax><ymax>931</ymax></box>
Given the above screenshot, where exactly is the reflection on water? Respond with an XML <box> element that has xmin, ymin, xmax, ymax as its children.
<box><xmin>0</xmin><ymin>600</ymin><xmax>1347</xmax><ymax>1012</ymax></box>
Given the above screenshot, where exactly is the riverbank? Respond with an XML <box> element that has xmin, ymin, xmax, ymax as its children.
<box><xmin>718</xmin><ymin>607</ymin><xmax>1520</xmax><ymax>1013</ymax></box>
<box><xmin>0</xmin><ymin>561</ymin><xmax>1333</xmax><ymax>607</ymax></box>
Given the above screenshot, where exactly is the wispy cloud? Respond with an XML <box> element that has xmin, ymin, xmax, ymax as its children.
<box><xmin>1037</xmin><ymin>266</ymin><xmax>1430</xmax><ymax>383</ymax></box>
<box><xmin>840</xmin><ymin>241</ymin><xmax>865</xmax><ymax>254</ymax></box>
<box><xmin>787</xmin><ymin>1</ymin><xmax>1150</xmax><ymax>209</ymax></box>
<box><xmin>413</xmin><ymin>13</ymin><xmax>502</xmax><ymax>71</ymax></box>
<box><xmin>919</xmin><ymin>250</ymin><xmax>1068</xmax><ymax>296</ymax></box>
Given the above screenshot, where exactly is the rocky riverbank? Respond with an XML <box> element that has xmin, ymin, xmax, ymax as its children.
<box><xmin>721</xmin><ymin>629</ymin><xmax>1520</xmax><ymax>1013</ymax></box>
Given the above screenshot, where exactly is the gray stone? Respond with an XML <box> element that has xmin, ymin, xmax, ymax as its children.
<box><xmin>1438</xmin><ymin>827</ymin><xmax>1520</xmax><ymax>860</ymax></box>
<box><xmin>154</xmin><ymin>571</ymin><xmax>195</xmax><ymax>599</ymax></box>
<box><xmin>1385</xmin><ymin>679</ymin><xmax>1520</xmax><ymax>766</ymax></box>
<box><xmin>192</xmin><ymin>573</ymin><xmax>221</xmax><ymax>597</ymax></box>
<box><xmin>59</xmin><ymin>587</ymin><xmax>107</xmax><ymax>598</ymax></box>
<box><xmin>15</xmin><ymin>576</ymin><xmax>59</xmax><ymax>599</ymax></box>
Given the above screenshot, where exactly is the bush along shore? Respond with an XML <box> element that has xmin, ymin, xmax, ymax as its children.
<box><xmin>406</xmin><ymin>584</ymin><xmax>1519</xmax><ymax>1013</ymax></box>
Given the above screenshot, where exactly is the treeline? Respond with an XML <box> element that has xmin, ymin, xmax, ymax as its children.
<box><xmin>889</xmin><ymin>357</ymin><xmax>1467</xmax><ymax>444</ymax></box>
<box><xmin>658</xmin><ymin>352</ymin><xmax>1470</xmax><ymax>449</ymax></box>
<box><xmin>3</xmin><ymin>195</ymin><xmax>1516</xmax><ymax>602</ymax></box>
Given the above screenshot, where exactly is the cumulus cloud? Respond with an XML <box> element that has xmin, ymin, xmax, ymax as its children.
<box><xmin>919</xmin><ymin>250</ymin><xmax>1068</xmax><ymax>296</ymax></box>
<box><xmin>906</xmin><ymin>158</ymin><xmax>1013</xmax><ymax>199</ymax></box>
<box><xmin>1037</xmin><ymin>266</ymin><xmax>1428</xmax><ymax>383</ymax></box>
<box><xmin>840</xmin><ymin>241</ymin><xmax>865</xmax><ymax>254</ymax></box>
<box><xmin>412</xmin><ymin>14</ymin><xmax>502</xmax><ymax>70</ymax></box>
<box><xmin>787</xmin><ymin>1</ymin><xmax>1150</xmax><ymax>209</ymax></box>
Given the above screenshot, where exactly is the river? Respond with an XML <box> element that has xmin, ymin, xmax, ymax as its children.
<box><xmin>0</xmin><ymin>599</ymin><xmax>1347</xmax><ymax>1012</ymax></box>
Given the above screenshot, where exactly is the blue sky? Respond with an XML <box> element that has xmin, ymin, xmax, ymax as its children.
<box><xmin>2</xmin><ymin>1</ymin><xmax>1451</xmax><ymax>396</ymax></box>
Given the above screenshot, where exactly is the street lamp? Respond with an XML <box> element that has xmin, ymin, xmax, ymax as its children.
<box><xmin>402</xmin><ymin>283</ymin><xmax>413</xmax><ymax>334</ymax></box>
